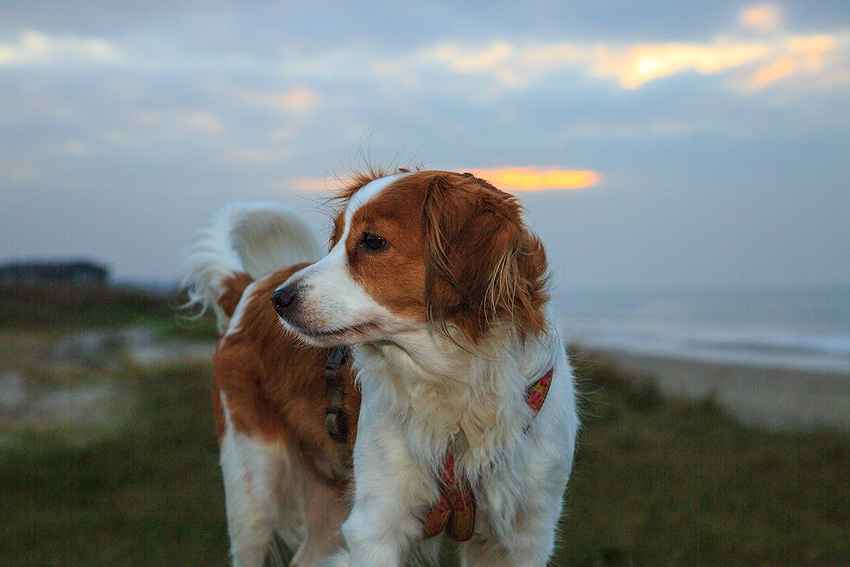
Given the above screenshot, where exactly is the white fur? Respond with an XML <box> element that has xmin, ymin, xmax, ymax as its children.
<box><xmin>345</xmin><ymin>172</ymin><xmax>411</xmax><ymax>218</ymax></box>
<box><xmin>220</xmin><ymin>392</ymin><xmax>347</xmax><ymax>567</ymax></box>
<box><xmin>280</xmin><ymin>175</ymin><xmax>580</xmax><ymax>567</ymax></box>
<box><xmin>181</xmin><ymin>202</ymin><xmax>322</xmax><ymax>332</ymax></box>
<box><xmin>219</xmin><ymin>391</ymin><xmax>302</xmax><ymax>567</ymax></box>
<box><xmin>223</xmin><ymin>280</ymin><xmax>259</xmax><ymax>339</ymax></box>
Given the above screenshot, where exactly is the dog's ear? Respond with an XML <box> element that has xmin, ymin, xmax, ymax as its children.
<box><xmin>423</xmin><ymin>173</ymin><xmax>548</xmax><ymax>343</ymax></box>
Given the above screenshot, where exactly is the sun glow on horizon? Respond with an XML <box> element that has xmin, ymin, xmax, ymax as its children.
<box><xmin>283</xmin><ymin>168</ymin><xmax>600</xmax><ymax>194</ymax></box>
<box><xmin>478</xmin><ymin>167</ymin><xmax>599</xmax><ymax>191</ymax></box>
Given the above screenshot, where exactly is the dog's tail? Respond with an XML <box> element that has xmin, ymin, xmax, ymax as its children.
<box><xmin>180</xmin><ymin>202</ymin><xmax>322</xmax><ymax>332</ymax></box>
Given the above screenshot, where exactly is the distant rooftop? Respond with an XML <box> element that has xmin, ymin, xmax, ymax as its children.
<box><xmin>0</xmin><ymin>260</ymin><xmax>110</xmax><ymax>286</ymax></box>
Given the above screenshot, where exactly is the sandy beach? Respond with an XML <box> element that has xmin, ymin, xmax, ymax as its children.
<box><xmin>582</xmin><ymin>348</ymin><xmax>850</xmax><ymax>430</ymax></box>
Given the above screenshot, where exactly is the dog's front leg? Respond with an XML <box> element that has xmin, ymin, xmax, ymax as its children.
<box><xmin>334</xmin><ymin>409</ymin><xmax>434</xmax><ymax>567</ymax></box>
<box><xmin>460</xmin><ymin>453</ymin><xmax>569</xmax><ymax>567</ymax></box>
<box><xmin>339</xmin><ymin>511</ymin><xmax>411</xmax><ymax>567</ymax></box>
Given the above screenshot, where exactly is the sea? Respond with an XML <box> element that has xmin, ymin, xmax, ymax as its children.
<box><xmin>554</xmin><ymin>286</ymin><xmax>850</xmax><ymax>374</ymax></box>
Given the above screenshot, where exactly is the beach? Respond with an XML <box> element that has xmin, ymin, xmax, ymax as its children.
<box><xmin>583</xmin><ymin>348</ymin><xmax>850</xmax><ymax>430</ymax></box>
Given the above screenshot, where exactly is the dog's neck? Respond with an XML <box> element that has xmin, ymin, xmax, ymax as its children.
<box><xmin>352</xmin><ymin>320</ymin><xmax>558</xmax><ymax>479</ymax></box>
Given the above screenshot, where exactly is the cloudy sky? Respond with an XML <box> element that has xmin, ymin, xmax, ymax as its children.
<box><xmin>1</xmin><ymin>0</ymin><xmax>848</xmax><ymax>293</ymax></box>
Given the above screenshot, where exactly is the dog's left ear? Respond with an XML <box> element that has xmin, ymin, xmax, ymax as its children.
<box><xmin>423</xmin><ymin>173</ymin><xmax>548</xmax><ymax>343</ymax></box>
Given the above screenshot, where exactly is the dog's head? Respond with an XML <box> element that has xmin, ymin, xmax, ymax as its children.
<box><xmin>273</xmin><ymin>170</ymin><xmax>548</xmax><ymax>347</ymax></box>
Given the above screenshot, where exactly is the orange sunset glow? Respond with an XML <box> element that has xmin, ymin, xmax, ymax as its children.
<box><xmin>478</xmin><ymin>167</ymin><xmax>600</xmax><ymax>191</ymax></box>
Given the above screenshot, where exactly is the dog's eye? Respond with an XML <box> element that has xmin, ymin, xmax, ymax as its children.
<box><xmin>361</xmin><ymin>232</ymin><xmax>388</xmax><ymax>251</ymax></box>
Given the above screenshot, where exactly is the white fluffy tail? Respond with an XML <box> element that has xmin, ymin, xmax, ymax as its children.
<box><xmin>180</xmin><ymin>202</ymin><xmax>322</xmax><ymax>332</ymax></box>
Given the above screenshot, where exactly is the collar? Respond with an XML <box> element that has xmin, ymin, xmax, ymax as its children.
<box><xmin>421</xmin><ymin>367</ymin><xmax>554</xmax><ymax>542</ymax></box>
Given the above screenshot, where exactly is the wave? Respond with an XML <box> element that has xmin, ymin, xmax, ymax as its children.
<box><xmin>561</xmin><ymin>322</ymin><xmax>850</xmax><ymax>373</ymax></box>
<box><xmin>556</xmin><ymin>286</ymin><xmax>850</xmax><ymax>373</ymax></box>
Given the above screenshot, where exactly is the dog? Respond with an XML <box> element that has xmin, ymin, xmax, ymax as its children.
<box><xmin>272</xmin><ymin>169</ymin><xmax>579</xmax><ymax>566</ymax></box>
<box><xmin>181</xmin><ymin>202</ymin><xmax>361</xmax><ymax>567</ymax></box>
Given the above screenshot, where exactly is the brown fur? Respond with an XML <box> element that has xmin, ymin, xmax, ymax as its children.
<box><xmin>421</xmin><ymin>171</ymin><xmax>548</xmax><ymax>342</ymax></box>
<box><xmin>212</xmin><ymin>263</ymin><xmax>360</xmax><ymax>482</ymax></box>
<box><xmin>343</xmin><ymin>180</ymin><xmax>431</xmax><ymax>321</ymax></box>
<box><xmin>218</xmin><ymin>272</ymin><xmax>255</xmax><ymax>321</ymax></box>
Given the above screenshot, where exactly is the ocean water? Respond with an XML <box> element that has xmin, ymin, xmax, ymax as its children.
<box><xmin>555</xmin><ymin>286</ymin><xmax>850</xmax><ymax>374</ymax></box>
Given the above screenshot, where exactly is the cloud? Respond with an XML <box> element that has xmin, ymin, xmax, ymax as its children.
<box><xmin>427</xmin><ymin>42</ymin><xmax>519</xmax><ymax>85</ymax></box>
<box><xmin>747</xmin><ymin>34</ymin><xmax>842</xmax><ymax>89</ymax></box>
<box><xmin>478</xmin><ymin>167</ymin><xmax>599</xmax><ymax>192</ymax></box>
<box><xmin>274</xmin><ymin>88</ymin><xmax>315</xmax><ymax>110</ymax></box>
<box><xmin>65</xmin><ymin>140</ymin><xmax>90</xmax><ymax>156</ymax></box>
<box><xmin>5</xmin><ymin>5</ymin><xmax>846</xmax><ymax>100</ymax></box>
<box><xmin>0</xmin><ymin>162</ymin><xmax>40</xmax><ymax>184</ymax></box>
<box><xmin>224</xmin><ymin>85</ymin><xmax>318</xmax><ymax>111</ymax></box>
<box><xmin>0</xmin><ymin>30</ymin><xmax>118</xmax><ymax>67</ymax></box>
<box><xmin>591</xmin><ymin>40</ymin><xmax>772</xmax><ymax>88</ymax></box>
<box><xmin>417</xmin><ymin>4</ymin><xmax>848</xmax><ymax>92</ymax></box>
<box><xmin>227</xmin><ymin>147</ymin><xmax>296</xmax><ymax>164</ymax></box>
<box><xmin>427</xmin><ymin>31</ymin><xmax>847</xmax><ymax>92</ymax></box>
<box><xmin>750</xmin><ymin>55</ymin><xmax>796</xmax><ymax>86</ymax></box>
<box><xmin>288</xmin><ymin>176</ymin><xmax>332</xmax><ymax>193</ymax></box>
<box><xmin>136</xmin><ymin>109</ymin><xmax>223</xmax><ymax>133</ymax></box>
<box><xmin>741</xmin><ymin>3</ymin><xmax>782</xmax><ymax>33</ymax></box>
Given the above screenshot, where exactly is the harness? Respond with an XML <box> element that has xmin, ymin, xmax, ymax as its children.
<box><xmin>323</xmin><ymin>350</ymin><xmax>554</xmax><ymax>543</ymax></box>
<box><xmin>421</xmin><ymin>368</ymin><xmax>554</xmax><ymax>542</ymax></box>
<box><xmin>324</xmin><ymin>347</ymin><xmax>353</xmax><ymax>473</ymax></box>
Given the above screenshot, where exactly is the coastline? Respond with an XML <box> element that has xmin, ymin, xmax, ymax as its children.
<box><xmin>577</xmin><ymin>347</ymin><xmax>850</xmax><ymax>430</ymax></box>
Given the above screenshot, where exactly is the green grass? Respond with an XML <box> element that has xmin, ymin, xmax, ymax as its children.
<box><xmin>557</xmin><ymin>352</ymin><xmax>850</xmax><ymax>566</ymax></box>
<box><xmin>0</xmin><ymin>363</ymin><xmax>229</xmax><ymax>567</ymax></box>
<box><xmin>1</xmin><ymin>286</ymin><xmax>848</xmax><ymax>566</ymax></box>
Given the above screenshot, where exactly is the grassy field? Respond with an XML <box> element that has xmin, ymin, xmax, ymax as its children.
<box><xmin>1</xmin><ymin>285</ymin><xmax>848</xmax><ymax>566</ymax></box>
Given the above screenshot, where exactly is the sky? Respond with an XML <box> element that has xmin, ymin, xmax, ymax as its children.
<box><xmin>1</xmin><ymin>0</ymin><xmax>848</xmax><ymax>292</ymax></box>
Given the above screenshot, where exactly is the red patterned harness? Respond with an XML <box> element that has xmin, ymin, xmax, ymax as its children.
<box><xmin>421</xmin><ymin>368</ymin><xmax>555</xmax><ymax>542</ymax></box>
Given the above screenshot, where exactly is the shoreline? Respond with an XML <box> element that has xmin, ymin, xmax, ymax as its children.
<box><xmin>578</xmin><ymin>347</ymin><xmax>850</xmax><ymax>430</ymax></box>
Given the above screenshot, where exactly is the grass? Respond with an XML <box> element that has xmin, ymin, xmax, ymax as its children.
<box><xmin>558</xmin><ymin>353</ymin><xmax>850</xmax><ymax>566</ymax></box>
<box><xmin>1</xmin><ymin>285</ymin><xmax>848</xmax><ymax>566</ymax></box>
<box><xmin>0</xmin><ymin>363</ymin><xmax>228</xmax><ymax>567</ymax></box>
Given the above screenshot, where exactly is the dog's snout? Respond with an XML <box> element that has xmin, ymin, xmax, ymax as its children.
<box><xmin>271</xmin><ymin>285</ymin><xmax>298</xmax><ymax>317</ymax></box>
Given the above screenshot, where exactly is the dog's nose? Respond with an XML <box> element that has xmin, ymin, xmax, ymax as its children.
<box><xmin>271</xmin><ymin>285</ymin><xmax>298</xmax><ymax>317</ymax></box>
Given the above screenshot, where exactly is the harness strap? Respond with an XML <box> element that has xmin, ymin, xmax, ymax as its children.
<box><xmin>421</xmin><ymin>452</ymin><xmax>475</xmax><ymax>541</ymax></box>
<box><xmin>422</xmin><ymin>367</ymin><xmax>555</xmax><ymax>542</ymax></box>
<box><xmin>324</xmin><ymin>347</ymin><xmax>353</xmax><ymax>474</ymax></box>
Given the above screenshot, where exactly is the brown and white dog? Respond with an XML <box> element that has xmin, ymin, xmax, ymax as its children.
<box><xmin>272</xmin><ymin>170</ymin><xmax>579</xmax><ymax>567</ymax></box>
<box><xmin>183</xmin><ymin>170</ymin><xmax>579</xmax><ymax>567</ymax></box>
<box><xmin>181</xmin><ymin>203</ymin><xmax>360</xmax><ymax>567</ymax></box>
